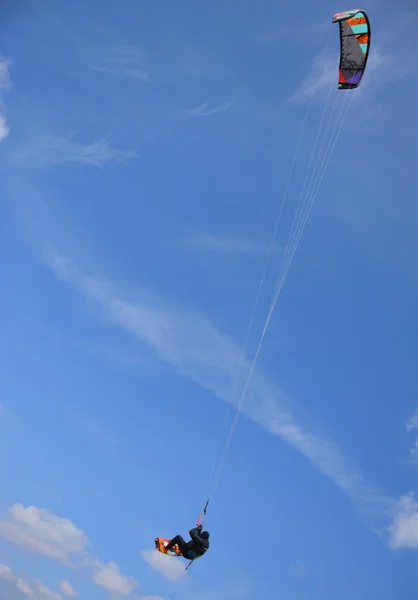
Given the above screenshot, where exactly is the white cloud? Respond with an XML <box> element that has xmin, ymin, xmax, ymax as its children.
<box><xmin>0</xmin><ymin>564</ymin><xmax>14</xmax><ymax>581</ymax></box>
<box><xmin>0</xmin><ymin>114</ymin><xmax>9</xmax><ymax>141</ymax></box>
<box><xmin>86</xmin><ymin>559</ymin><xmax>139</xmax><ymax>597</ymax></box>
<box><xmin>15</xmin><ymin>132</ymin><xmax>137</xmax><ymax>168</ymax></box>
<box><xmin>405</xmin><ymin>410</ymin><xmax>418</xmax><ymax>464</ymax></box>
<box><xmin>17</xmin><ymin>578</ymin><xmax>34</xmax><ymax>597</ymax></box>
<box><xmin>409</xmin><ymin>439</ymin><xmax>418</xmax><ymax>462</ymax></box>
<box><xmin>0</xmin><ymin>504</ymin><xmax>89</xmax><ymax>566</ymax></box>
<box><xmin>177</xmin><ymin>101</ymin><xmax>232</xmax><ymax>120</ymax></box>
<box><xmin>406</xmin><ymin>409</ymin><xmax>418</xmax><ymax>431</ymax></box>
<box><xmin>16</xmin><ymin>578</ymin><xmax>63</xmax><ymax>600</ymax></box>
<box><xmin>141</xmin><ymin>550</ymin><xmax>186</xmax><ymax>583</ymax></box>
<box><xmin>59</xmin><ymin>581</ymin><xmax>76</xmax><ymax>598</ymax></box>
<box><xmin>31</xmin><ymin>581</ymin><xmax>63</xmax><ymax>600</ymax></box>
<box><xmin>388</xmin><ymin>493</ymin><xmax>418</xmax><ymax>549</ymax></box>
<box><xmin>0</xmin><ymin>565</ymin><xmax>65</xmax><ymax>600</ymax></box>
<box><xmin>0</xmin><ymin>59</ymin><xmax>11</xmax><ymax>92</ymax></box>
<box><xmin>0</xmin><ymin>505</ymin><xmax>140</xmax><ymax>597</ymax></box>
<box><xmin>0</xmin><ymin>58</ymin><xmax>11</xmax><ymax>141</ymax></box>
<box><xmin>186</xmin><ymin>232</ymin><xmax>271</xmax><ymax>255</ymax></box>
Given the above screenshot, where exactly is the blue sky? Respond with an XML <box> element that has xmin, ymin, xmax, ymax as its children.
<box><xmin>0</xmin><ymin>0</ymin><xmax>418</xmax><ymax>599</ymax></box>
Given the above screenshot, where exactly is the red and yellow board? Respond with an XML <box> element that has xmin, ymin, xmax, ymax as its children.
<box><xmin>154</xmin><ymin>537</ymin><xmax>182</xmax><ymax>557</ymax></box>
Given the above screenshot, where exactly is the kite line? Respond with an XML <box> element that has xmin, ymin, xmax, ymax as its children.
<box><xmin>195</xmin><ymin>10</ymin><xmax>369</xmax><ymax>526</ymax></box>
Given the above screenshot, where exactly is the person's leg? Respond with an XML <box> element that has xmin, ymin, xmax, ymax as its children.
<box><xmin>165</xmin><ymin>535</ymin><xmax>187</xmax><ymax>555</ymax></box>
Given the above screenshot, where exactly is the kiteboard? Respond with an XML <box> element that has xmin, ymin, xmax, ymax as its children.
<box><xmin>154</xmin><ymin>537</ymin><xmax>182</xmax><ymax>557</ymax></box>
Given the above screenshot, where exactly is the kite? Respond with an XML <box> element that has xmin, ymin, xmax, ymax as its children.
<box><xmin>333</xmin><ymin>9</ymin><xmax>371</xmax><ymax>89</ymax></box>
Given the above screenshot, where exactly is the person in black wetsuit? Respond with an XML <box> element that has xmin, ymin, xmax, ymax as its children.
<box><xmin>165</xmin><ymin>524</ymin><xmax>209</xmax><ymax>560</ymax></box>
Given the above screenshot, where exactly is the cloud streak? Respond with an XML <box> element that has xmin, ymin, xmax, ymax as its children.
<box><xmin>177</xmin><ymin>101</ymin><xmax>233</xmax><ymax>120</ymax></box>
<box><xmin>41</xmin><ymin>249</ymin><xmax>393</xmax><ymax>530</ymax></box>
<box><xmin>90</xmin><ymin>43</ymin><xmax>150</xmax><ymax>81</ymax></box>
<box><xmin>15</xmin><ymin>132</ymin><xmax>137</xmax><ymax>169</ymax></box>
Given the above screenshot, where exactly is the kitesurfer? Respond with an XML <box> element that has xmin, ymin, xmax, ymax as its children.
<box><xmin>165</xmin><ymin>524</ymin><xmax>209</xmax><ymax>560</ymax></box>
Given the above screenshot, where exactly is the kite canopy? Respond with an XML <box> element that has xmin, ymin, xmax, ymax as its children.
<box><xmin>333</xmin><ymin>9</ymin><xmax>371</xmax><ymax>89</ymax></box>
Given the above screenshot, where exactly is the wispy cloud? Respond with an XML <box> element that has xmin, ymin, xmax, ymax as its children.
<box><xmin>406</xmin><ymin>409</ymin><xmax>418</xmax><ymax>431</ymax></box>
<box><xmin>387</xmin><ymin>413</ymin><xmax>418</xmax><ymax>548</ymax></box>
<box><xmin>177</xmin><ymin>101</ymin><xmax>233</xmax><ymax>120</ymax></box>
<box><xmin>0</xmin><ymin>60</ymin><xmax>11</xmax><ymax>91</ymax></box>
<box><xmin>405</xmin><ymin>409</ymin><xmax>418</xmax><ymax>464</ymax></box>
<box><xmin>40</xmin><ymin>249</ymin><xmax>394</xmax><ymax>532</ymax></box>
<box><xmin>14</xmin><ymin>132</ymin><xmax>138</xmax><ymax>169</ymax></box>
<box><xmin>186</xmin><ymin>232</ymin><xmax>272</xmax><ymax>255</ymax></box>
<box><xmin>287</xmin><ymin>47</ymin><xmax>396</xmax><ymax>106</ymax></box>
<box><xmin>286</xmin><ymin>55</ymin><xmax>336</xmax><ymax>106</ymax></box>
<box><xmin>90</xmin><ymin>43</ymin><xmax>150</xmax><ymax>81</ymax></box>
<box><xmin>30</xmin><ymin>9</ymin><xmax>150</xmax><ymax>83</ymax></box>
<box><xmin>0</xmin><ymin>58</ymin><xmax>12</xmax><ymax>142</ymax></box>
<box><xmin>410</xmin><ymin>440</ymin><xmax>418</xmax><ymax>463</ymax></box>
<box><xmin>141</xmin><ymin>550</ymin><xmax>186</xmax><ymax>583</ymax></box>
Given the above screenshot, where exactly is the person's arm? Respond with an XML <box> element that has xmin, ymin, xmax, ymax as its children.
<box><xmin>189</xmin><ymin>525</ymin><xmax>209</xmax><ymax>549</ymax></box>
<box><xmin>189</xmin><ymin>525</ymin><xmax>202</xmax><ymax>540</ymax></box>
